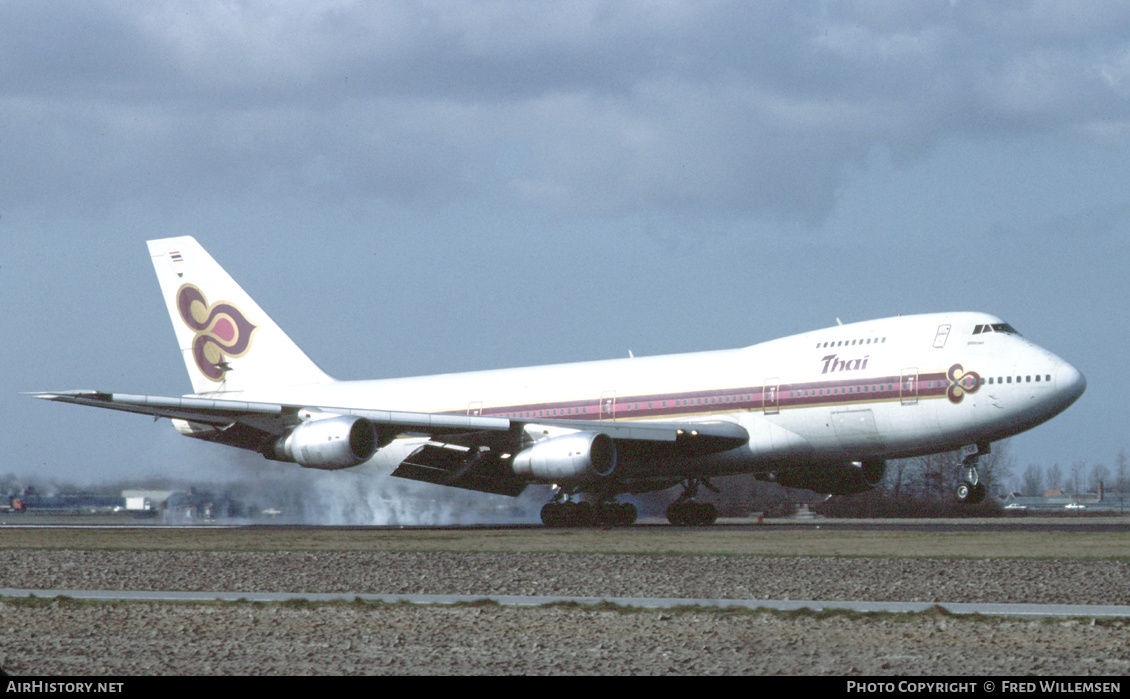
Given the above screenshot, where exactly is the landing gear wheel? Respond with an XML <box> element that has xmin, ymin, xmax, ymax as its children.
<box><xmin>666</xmin><ymin>501</ymin><xmax>717</xmax><ymax>526</ymax></box>
<box><xmin>955</xmin><ymin>481</ymin><xmax>987</xmax><ymax>504</ymax></box>
<box><xmin>665</xmin><ymin>477</ymin><xmax>719</xmax><ymax>526</ymax></box>
<box><xmin>971</xmin><ymin>482</ymin><xmax>987</xmax><ymax>504</ymax></box>
<box><xmin>541</xmin><ymin>499</ymin><xmax>636</xmax><ymax>527</ymax></box>
<box><xmin>541</xmin><ymin>502</ymin><xmax>564</xmax><ymax>527</ymax></box>
<box><xmin>955</xmin><ymin>481</ymin><xmax>973</xmax><ymax>503</ymax></box>
<box><xmin>541</xmin><ymin>500</ymin><xmax>583</xmax><ymax>527</ymax></box>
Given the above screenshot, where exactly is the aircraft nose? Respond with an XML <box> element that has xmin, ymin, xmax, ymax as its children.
<box><xmin>1055</xmin><ymin>361</ymin><xmax>1086</xmax><ymax>405</ymax></box>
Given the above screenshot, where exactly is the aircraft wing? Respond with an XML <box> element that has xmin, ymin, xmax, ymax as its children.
<box><xmin>30</xmin><ymin>390</ymin><xmax>749</xmax><ymax>494</ymax></box>
<box><xmin>29</xmin><ymin>391</ymin><xmax>511</xmax><ymax>435</ymax></box>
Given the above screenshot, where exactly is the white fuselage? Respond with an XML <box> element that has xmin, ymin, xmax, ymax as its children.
<box><xmin>218</xmin><ymin>311</ymin><xmax>1085</xmax><ymax>480</ymax></box>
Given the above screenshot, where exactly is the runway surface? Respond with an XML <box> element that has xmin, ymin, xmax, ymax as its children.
<box><xmin>4</xmin><ymin>513</ymin><xmax>1130</xmax><ymax>532</ymax></box>
<box><xmin>5</xmin><ymin>587</ymin><xmax>1129</xmax><ymax>619</ymax></box>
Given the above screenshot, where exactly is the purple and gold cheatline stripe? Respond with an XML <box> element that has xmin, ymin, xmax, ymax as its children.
<box><xmin>445</xmin><ymin>364</ymin><xmax>981</xmax><ymax>422</ymax></box>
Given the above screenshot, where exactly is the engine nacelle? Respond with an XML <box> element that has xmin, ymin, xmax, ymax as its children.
<box><xmin>265</xmin><ymin>415</ymin><xmax>379</xmax><ymax>470</ymax></box>
<box><xmin>511</xmin><ymin>432</ymin><xmax>616</xmax><ymax>485</ymax></box>
<box><xmin>773</xmin><ymin>460</ymin><xmax>886</xmax><ymax>496</ymax></box>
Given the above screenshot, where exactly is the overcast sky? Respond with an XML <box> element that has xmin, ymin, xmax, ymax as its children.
<box><xmin>2</xmin><ymin>2</ymin><xmax>1127</xmax><ymax>505</ymax></box>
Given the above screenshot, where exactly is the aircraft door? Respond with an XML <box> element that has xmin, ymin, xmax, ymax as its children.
<box><xmin>763</xmin><ymin>378</ymin><xmax>780</xmax><ymax>415</ymax></box>
<box><xmin>933</xmin><ymin>324</ymin><xmax>951</xmax><ymax>348</ymax></box>
<box><xmin>467</xmin><ymin>401</ymin><xmax>483</xmax><ymax>416</ymax></box>
<box><xmin>600</xmin><ymin>391</ymin><xmax>616</xmax><ymax>421</ymax></box>
<box><xmin>900</xmin><ymin>368</ymin><xmax>919</xmax><ymax>405</ymax></box>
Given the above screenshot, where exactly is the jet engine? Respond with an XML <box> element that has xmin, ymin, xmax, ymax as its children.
<box><xmin>772</xmin><ymin>460</ymin><xmax>886</xmax><ymax>496</ymax></box>
<box><xmin>265</xmin><ymin>415</ymin><xmax>379</xmax><ymax>470</ymax></box>
<box><xmin>511</xmin><ymin>432</ymin><xmax>616</xmax><ymax>484</ymax></box>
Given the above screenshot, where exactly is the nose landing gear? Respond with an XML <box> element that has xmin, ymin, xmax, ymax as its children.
<box><xmin>955</xmin><ymin>445</ymin><xmax>989</xmax><ymax>505</ymax></box>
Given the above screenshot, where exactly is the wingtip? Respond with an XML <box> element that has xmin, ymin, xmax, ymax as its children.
<box><xmin>25</xmin><ymin>390</ymin><xmax>103</xmax><ymax>401</ymax></box>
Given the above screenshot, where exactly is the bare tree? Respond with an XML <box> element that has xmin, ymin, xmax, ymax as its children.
<box><xmin>883</xmin><ymin>457</ymin><xmax>913</xmax><ymax>500</ymax></box>
<box><xmin>1088</xmin><ymin>463</ymin><xmax>1110</xmax><ymax>496</ymax></box>
<box><xmin>978</xmin><ymin>440</ymin><xmax>1014</xmax><ymax>497</ymax></box>
<box><xmin>1069</xmin><ymin>460</ymin><xmax>1088</xmax><ymax>496</ymax></box>
<box><xmin>1046</xmin><ymin>463</ymin><xmax>1064</xmax><ymax>493</ymax></box>
<box><xmin>1020</xmin><ymin>464</ymin><xmax>1044</xmax><ymax>497</ymax></box>
<box><xmin>1115</xmin><ymin>448</ymin><xmax>1128</xmax><ymax>514</ymax></box>
<box><xmin>910</xmin><ymin>451</ymin><xmax>956</xmax><ymax>502</ymax></box>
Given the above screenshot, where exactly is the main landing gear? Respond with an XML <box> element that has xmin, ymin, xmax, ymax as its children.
<box><xmin>955</xmin><ymin>445</ymin><xmax>989</xmax><ymax>505</ymax></box>
<box><xmin>539</xmin><ymin>478</ymin><xmax>721</xmax><ymax>527</ymax></box>
<box><xmin>540</xmin><ymin>495</ymin><xmax>638</xmax><ymax>527</ymax></box>
<box><xmin>665</xmin><ymin>478</ymin><xmax>719</xmax><ymax>526</ymax></box>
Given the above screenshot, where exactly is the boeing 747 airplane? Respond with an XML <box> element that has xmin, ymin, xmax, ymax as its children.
<box><xmin>34</xmin><ymin>237</ymin><xmax>1086</xmax><ymax>526</ymax></box>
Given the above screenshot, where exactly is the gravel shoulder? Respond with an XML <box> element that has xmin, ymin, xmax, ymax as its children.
<box><xmin>2</xmin><ymin>549</ymin><xmax>1129</xmax><ymax>675</ymax></box>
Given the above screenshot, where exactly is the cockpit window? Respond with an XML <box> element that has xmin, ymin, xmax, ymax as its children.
<box><xmin>973</xmin><ymin>323</ymin><xmax>1022</xmax><ymax>336</ymax></box>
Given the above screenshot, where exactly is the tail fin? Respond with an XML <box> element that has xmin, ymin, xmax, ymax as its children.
<box><xmin>147</xmin><ymin>236</ymin><xmax>333</xmax><ymax>395</ymax></box>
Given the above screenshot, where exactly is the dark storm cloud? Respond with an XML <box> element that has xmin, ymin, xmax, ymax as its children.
<box><xmin>3</xmin><ymin>2</ymin><xmax>1127</xmax><ymax>224</ymax></box>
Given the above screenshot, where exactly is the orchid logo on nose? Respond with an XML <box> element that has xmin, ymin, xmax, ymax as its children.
<box><xmin>176</xmin><ymin>284</ymin><xmax>258</xmax><ymax>382</ymax></box>
<box><xmin>947</xmin><ymin>363</ymin><xmax>981</xmax><ymax>404</ymax></box>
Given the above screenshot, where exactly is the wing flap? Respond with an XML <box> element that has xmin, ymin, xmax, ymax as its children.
<box><xmin>528</xmin><ymin>417</ymin><xmax>750</xmax><ymax>456</ymax></box>
<box><xmin>393</xmin><ymin>444</ymin><xmax>527</xmax><ymax>497</ymax></box>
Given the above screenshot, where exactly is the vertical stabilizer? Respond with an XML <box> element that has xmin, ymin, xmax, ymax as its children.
<box><xmin>147</xmin><ymin>237</ymin><xmax>334</xmax><ymax>395</ymax></box>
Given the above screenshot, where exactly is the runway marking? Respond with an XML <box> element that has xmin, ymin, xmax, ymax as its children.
<box><xmin>3</xmin><ymin>589</ymin><xmax>1128</xmax><ymax>618</ymax></box>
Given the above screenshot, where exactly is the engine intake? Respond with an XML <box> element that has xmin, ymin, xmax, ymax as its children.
<box><xmin>265</xmin><ymin>415</ymin><xmax>379</xmax><ymax>470</ymax></box>
<box><xmin>512</xmin><ymin>432</ymin><xmax>616</xmax><ymax>485</ymax></box>
<box><xmin>773</xmin><ymin>460</ymin><xmax>886</xmax><ymax>496</ymax></box>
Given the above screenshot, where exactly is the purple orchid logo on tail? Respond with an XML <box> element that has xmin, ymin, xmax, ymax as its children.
<box><xmin>176</xmin><ymin>284</ymin><xmax>258</xmax><ymax>382</ymax></box>
<box><xmin>946</xmin><ymin>363</ymin><xmax>982</xmax><ymax>404</ymax></box>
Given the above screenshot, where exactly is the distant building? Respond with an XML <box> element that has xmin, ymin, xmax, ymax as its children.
<box><xmin>122</xmin><ymin>490</ymin><xmax>174</xmax><ymax>512</ymax></box>
<box><xmin>1002</xmin><ymin>486</ymin><xmax>1128</xmax><ymax>513</ymax></box>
